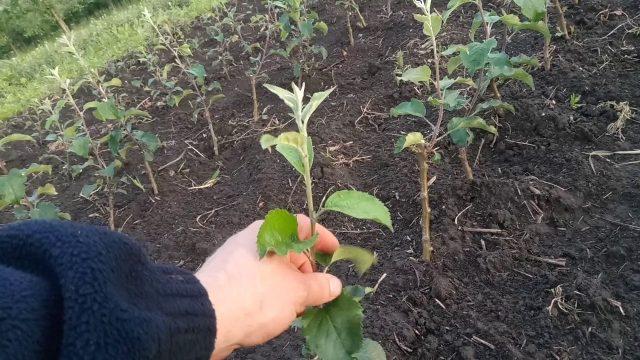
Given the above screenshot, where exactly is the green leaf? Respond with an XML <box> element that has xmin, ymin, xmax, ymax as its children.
<box><xmin>487</xmin><ymin>66</ymin><xmax>535</xmax><ymax>89</ymax></box>
<box><xmin>390</xmin><ymin>99</ymin><xmax>426</xmax><ymax>118</ymax></box>
<box><xmin>21</xmin><ymin>164</ymin><xmax>52</xmax><ymax>176</ymax></box>
<box><xmin>314</xmin><ymin>21</ymin><xmax>329</xmax><ymax>35</ymax></box>
<box><xmin>123</xmin><ymin>108</ymin><xmax>151</xmax><ymax>119</ymax></box>
<box><xmin>442</xmin><ymin>89</ymin><xmax>468</xmax><ymax>111</ymax></box>
<box><xmin>98</xmin><ymin>160</ymin><xmax>122</xmax><ymax>178</ymax></box>
<box><xmin>264</xmin><ymin>83</ymin><xmax>298</xmax><ymax>110</ymax></box>
<box><xmin>472</xmin><ymin>99</ymin><xmax>515</xmax><ymax>115</ymax></box>
<box><xmin>323</xmin><ymin>190</ymin><xmax>393</xmax><ymax>230</ymax></box>
<box><xmin>80</xmin><ymin>183</ymin><xmax>99</xmax><ymax>199</ymax></box>
<box><xmin>447</xmin><ymin>56</ymin><xmax>463</xmax><ymax>74</ymax></box>
<box><xmin>0</xmin><ymin>133</ymin><xmax>35</xmax><ymax>150</ymax></box>
<box><xmin>353</xmin><ymin>339</ymin><xmax>387</xmax><ymax>360</ymax></box>
<box><xmin>440</xmin><ymin>76</ymin><xmax>475</xmax><ymax>90</ymax></box>
<box><xmin>133</xmin><ymin>131</ymin><xmax>161</xmax><ymax>161</ymax></box>
<box><xmin>37</xmin><ymin>183</ymin><xmax>58</xmax><ymax>196</ymax></box>
<box><xmin>513</xmin><ymin>0</ymin><xmax>548</xmax><ymax>22</ymax></box>
<box><xmin>460</xmin><ymin>38</ymin><xmax>497</xmax><ymax>75</ymax></box>
<box><xmin>70</xmin><ymin>136</ymin><xmax>91</xmax><ymax>158</ymax></box>
<box><xmin>394</xmin><ymin>132</ymin><xmax>424</xmax><ymax>154</ymax></box>
<box><xmin>343</xmin><ymin>285</ymin><xmax>374</xmax><ymax>302</ymax></box>
<box><xmin>84</xmin><ymin>99</ymin><xmax>121</xmax><ymax>121</ymax></box>
<box><xmin>470</xmin><ymin>11</ymin><xmax>501</xmax><ymax>40</ymax></box>
<box><xmin>414</xmin><ymin>13</ymin><xmax>442</xmax><ymax>38</ymax></box>
<box><xmin>301</xmin><ymin>291</ymin><xmax>363</xmax><ymax>360</ymax></box>
<box><xmin>103</xmin><ymin>78</ymin><xmax>122</xmax><ymax>88</ymax></box>
<box><xmin>30</xmin><ymin>201</ymin><xmax>64</xmax><ymax>220</ymax></box>
<box><xmin>397</xmin><ymin>66</ymin><xmax>431</xmax><ymax>85</ymax></box>
<box><xmin>447</xmin><ymin>116</ymin><xmax>497</xmax><ymax>147</ymax></box>
<box><xmin>257</xmin><ymin>209</ymin><xmax>318</xmax><ymax>258</ymax></box>
<box><xmin>300</xmin><ymin>20</ymin><xmax>315</xmax><ymax>38</ymax></box>
<box><xmin>188</xmin><ymin>63</ymin><xmax>206</xmax><ymax>84</ymax></box>
<box><xmin>301</xmin><ymin>87</ymin><xmax>335</xmax><ymax>126</ymax></box>
<box><xmin>323</xmin><ymin>245</ymin><xmax>377</xmax><ymax>275</ymax></box>
<box><xmin>443</xmin><ymin>0</ymin><xmax>475</xmax><ymax>22</ymax></box>
<box><xmin>178</xmin><ymin>43</ymin><xmax>192</xmax><ymax>56</ymax></box>
<box><xmin>501</xmin><ymin>15</ymin><xmax>551</xmax><ymax>40</ymax></box>
<box><xmin>510</xmin><ymin>54</ymin><xmax>541</xmax><ymax>67</ymax></box>
<box><xmin>107</xmin><ymin>130</ymin><xmax>123</xmax><ymax>156</ymax></box>
<box><xmin>0</xmin><ymin>169</ymin><xmax>26</xmax><ymax>204</ymax></box>
<box><xmin>71</xmin><ymin>159</ymin><xmax>94</xmax><ymax>178</ymax></box>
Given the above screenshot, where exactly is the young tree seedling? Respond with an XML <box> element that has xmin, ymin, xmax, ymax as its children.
<box><xmin>551</xmin><ymin>0</ymin><xmax>570</xmax><ymax>40</ymax></box>
<box><xmin>337</xmin><ymin>0</ymin><xmax>367</xmax><ymax>47</ymax></box>
<box><xmin>259</xmin><ymin>83</ymin><xmax>392</xmax><ymax>359</ymax></box>
<box><xmin>271</xmin><ymin>0</ymin><xmax>329</xmax><ymax>86</ymax></box>
<box><xmin>503</xmin><ymin>0</ymin><xmax>553</xmax><ymax>70</ymax></box>
<box><xmin>145</xmin><ymin>9</ymin><xmax>225</xmax><ymax>156</ymax></box>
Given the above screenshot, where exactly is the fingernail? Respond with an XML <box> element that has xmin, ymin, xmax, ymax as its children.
<box><xmin>329</xmin><ymin>276</ymin><xmax>342</xmax><ymax>297</ymax></box>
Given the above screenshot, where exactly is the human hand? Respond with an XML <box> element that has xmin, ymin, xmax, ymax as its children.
<box><xmin>195</xmin><ymin>215</ymin><xmax>342</xmax><ymax>359</ymax></box>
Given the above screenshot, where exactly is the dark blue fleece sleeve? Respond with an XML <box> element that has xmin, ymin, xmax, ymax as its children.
<box><xmin>0</xmin><ymin>220</ymin><xmax>215</xmax><ymax>360</ymax></box>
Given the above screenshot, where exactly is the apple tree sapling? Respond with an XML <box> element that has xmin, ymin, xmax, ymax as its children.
<box><xmin>259</xmin><ymin>83</ymin><xmax>391</xmax><ymax>359</ymax></box>
<box><xmin>336</xmin><ymin>0</ymin><xmax>367</xmax><ymax>47</ymax></box>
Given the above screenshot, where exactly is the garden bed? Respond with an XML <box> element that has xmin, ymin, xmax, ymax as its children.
<box><xmin>3</xmin><ymin>0</ymin><xmax>639</xmax><ymax>358</ymax></box>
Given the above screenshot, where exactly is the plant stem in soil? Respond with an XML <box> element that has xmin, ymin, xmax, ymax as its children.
<box><xmin>347</xmin><ymin>13</ymin><xmax>355</xmax><ymax>47</ymax></box>
<box><xmin>458</xmin><ymin>147</ymin><xmax>474</xmax><ymax>180</ymax></box>
<box><xmin>552</xmin><ymin>0</ymin><xmax>570</xmax><ymax>40</ymax></box>
<box><xmin>544</xmin><ymin>13</ymin><xmax>551</xmax><ymax>71</ymax></box>
<box><xmin>417</xmin><ymin>148</ymin><xmax>432</xmax><ymax>261</ymax></box>
<box><xmin>144</xmin><ymin>160</ymin><xmax>159</xmax><ymax>195</ymax></box>
<box><xmin>250</xmin><ymin>75</ymin><xmax>259</xmax><ymax>122</ymax></box>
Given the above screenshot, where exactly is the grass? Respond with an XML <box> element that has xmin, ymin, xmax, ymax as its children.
<box><xmin>0</xmin><ymin>0</ymin><xmax>223</xmax><ymax>121</ymax></box>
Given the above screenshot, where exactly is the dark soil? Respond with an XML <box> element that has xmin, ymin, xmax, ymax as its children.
<box><xmin>3</xmin><ymin>0</ymin><xmax>640</xmax><ymax>359</ymax></box>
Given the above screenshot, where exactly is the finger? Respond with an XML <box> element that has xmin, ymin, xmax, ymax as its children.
<box><xmin>296</xmin><ymin>214</ymin><xmax>340</xmax><ymax>254</ymax></box>
<box><xmin>288</xmin><ymin>252</ymin><xmax>314</xmax><ymax>273</ymax></box>
<box><xmin>300</xmin><ymin>272</ymin><xmax>343</xmax><ymax>307</ymax></box>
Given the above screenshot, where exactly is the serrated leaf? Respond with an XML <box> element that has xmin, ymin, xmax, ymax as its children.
<box><xmin>487</xmin><ymin>66</ymin><xmax>535</xmax><ymax>89</ymax></box>
<box><xmin>513</xmin><ymin>0</ymin><xmax>548</xmax><ymax>22</ymax></box>
<box><xmin>133</xmin><ymin>131</ymin><xmax>161</xmax><ymax>161</ymax></box>
<box><xmin>107</xmin><ymin>130</ymin><xmax>123</xmax><ymax>156</ymax></box>
<box><xmin>71</xmin><ymin>159</ymin><xmax>94</xmax><ymax>178</ymax></box>
<box><xmin>472</xmin><ymin>99</ymin><xmax>515</xmax><ymax>115</ymax></box>
<box><xmin>414</xmin><ymin>13</ymin><xmax>442</xmax><ymax>37</ymax></box>
<box><xmin>37</xmin><ymin>183</ymin><xmax>58</xmax><ymax>196</ymax></box>
<box><xmin>394</xmin><ymin>132</ymin><xmax>424</xmax><ymax>154</ymax></box>
<box><xmin>447</xmin><ymin>116</ymin><xmax>497</xmax><ymax>147</ymax></box>
<box><xmin>188</xmin><ymin>63</ymin><xmax>206</xmax><ymax>84</ymax></box>
<box><xmin>447</xmin><ymin>56</ymin><xmax>463</xmax><ymax>74</ymax></box>
<box><xmin>397</xmin><ymin>66</ymin><xmax>431</xmax><ymax>85</ymax></box>
<box><xmin>353</xmin><ymin>339</ymin><xmax>387</xmax><ymax>360</ymax></box>
<box><xmin>84</xmin><ymin>99</ymin><xmax>120</xmax><ymax>121</ymax></box>
<box><xmin>98</xmin><ymin>160</ymin><xmax>122</xmax><ymax>178</ymax></box>
<box><xmin>70</xmin><ymin>136</ymin><xmax>91</xmax><ymax>158</ymax></box>
<box><xmin>443</xmin><ymin>0</ymin><xmax>475</xmax><ymax>22</ymax></box>
<box><xmin>314</xmin><ymin>21</ymin><xmax>328</xmax><ymax>35</ymax></box>
<box><xmin>301</xmin><ymin>291</ymin><xmax>363</xmax><ymax>360</ymax></box>
<box><xmin>510</xmin><ymin>54</ymin><xmax>541</xmax><ymax>67</ymax></box>
<box><xmin>323</xmin><ymin>190</ymin><xmax>393</xmax><ymax>230</ymax></box>
<box><xmin>264</xmin><ymin>84</ymin><xmax>297</xmax><ymax>110</ymax></box>
<box><xmin>440</xmin><ymin>76</ymin><xmax>475</xmax><ymax>90</ymax></box>
<box><xmin>178</xmin><ymin>43</ymin><xmax>192</xmax><ymax>56</ymax></box>
<box><xmin>257</xmin><ymin>209</ymin><xmax>318</xmax><ymax>258</ymax></box>
<box><xmin>323</xmin><ymin>245</ymin><xmax>377</xmax><ymax>275</ymax></box>
<box><xmin>0</xmin><ymin>133</ymin><xmax>35</xmax><ymax>150</ymax></box>
<box><xmin>442</xmin><ymin>89</ymin><xmax>468</xmax><ymax>111</ymax></box>
<box><xmin>460</xmin><ymin>38</ymin><xmax>497</xmax><ymax>75</ymax></box>
<box><xmin>0</xmin><ymin>169</ymin><xmax>26</xmax><ymax>204</ymax></box>
<box><xmin>390</xmin><ymin>99</ymin><xmax>426</xmax><ymax>118</ymax></box>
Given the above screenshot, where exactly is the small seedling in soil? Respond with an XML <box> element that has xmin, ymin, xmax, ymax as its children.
<box><xmin>337</xmin><ymin>0</ymin><xmax>367</xmax><ymax>47</ymax></box>
<box><xmin>145</xmin><ymin>9</ymin><xmax>225</xmax><ymax>156</ymax></box>
<box><xmin>0</xmin><ymin>134</ymin><xmax>69</xmax><ymax>220</ymax></box>
<box><xmin>503</xmin><ymin>0</ymin><xmax>553</xmax><ymax>70</ymax></box>
<box><xmin>551</xmin><ymin>0</ymin><xmax>570</xmax><ymax>40</ymax></box>
<box><xmin>239</xmin><ymin>3</ymin><xmax>280</xmax><ymax>122</ymax></box>
<box><xmin>569</xmin><ymin>93</ymin><xmax>583</xmax><ymax>109</ymax></box>
<box><xmin>270</xmin><ymin>0</ymin><xmax>329</xmax><ymax>85</ymax></box>
<box><xmin>390</xmin><ymin>0</ymin><xmax>539</xmax><ymax>260</ymax></box>
<box><xmin>259</xmin><ymin>82</ymin><xmax>392</xmax><ymax>359</ymax></box>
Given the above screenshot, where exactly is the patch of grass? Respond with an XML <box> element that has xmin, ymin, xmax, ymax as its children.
<box><xmin>0</xmin><ymin>0</ymin><xmax>222</xmax><ymax>121</ymax></box>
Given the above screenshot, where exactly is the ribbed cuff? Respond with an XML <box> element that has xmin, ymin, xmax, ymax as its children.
<box><xmin>153</xmin><ymin>265</ymin><xmax>216</xmax><ymax>360</ymax></box>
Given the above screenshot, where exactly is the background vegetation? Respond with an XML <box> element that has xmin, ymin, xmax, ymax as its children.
<box><xmin>0</xmin><ymin>0</ymin><xmax>222</xmax><ymax>121</ymax></box>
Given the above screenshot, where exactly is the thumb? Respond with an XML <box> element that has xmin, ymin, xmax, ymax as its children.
<box><xmin>300</xmin><ymin>273</ymin><xmax>343</xmax><ymax>307</ymax></box>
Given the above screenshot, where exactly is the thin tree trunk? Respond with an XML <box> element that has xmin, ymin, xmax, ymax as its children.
<box><xmin>417</xmin><ymin>149</ymin><xmax>432</xmax><ymax>262</ymax></box>
<box><xmin>458</xmin><ymin>147</ymin><xmax>474</xmax><ymax>180</ymax></box>
<box><xmin>50</xmin><ymin>8</ymin><xmax>71</xmax><ymax>35</ymax></box>
<box><xmin>108</xmin><ymin>188</ymin><xmax>115</xmax><ymax>231</ymax></box>
<box><xmin>553</xmin><ymin>0</ymin><xmax>570</xmax><ymax>40</ymax></box>
<box><xmin>144</xmin><ymin>160</ymin><xmax>159</xmax><ymax>195</ymax></box>
<box><xmin>543</xmin><ymin>13</ymin><xmax>551</xmax><ymax>71</ymax></box>
<box><xmin>250</xmin><ymin>75</ymin><xmax>259</xmax><ymax>122</ymax></box>
<box><xmin>204</xmin><ymin>107</ymin><xmax>219</xmax><ymax>156</ymax></box>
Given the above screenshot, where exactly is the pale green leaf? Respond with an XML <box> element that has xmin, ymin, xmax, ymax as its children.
<box><xmin>323</xmin><ymin>190</ymin><xmax>393</xmax><ymax>230</ymax></box>
<box><xmin>513</xmin><ymin>0</ymin><xmax>548</xmax><ymax>22</ymax></box>
<box><xmin>80</xmin><ymin>183</ymin><xmax>99</xmax><ymax>199</ymax></box>
<box><xmin>447</xmin><ymin>56</ymin><xmax>463</xmax><ymax>74</ymax></box>
<box><xmin>460</xmin><ymin>38</ymin><xmax>497</xmax><ymax>74</ymax></box>
<box><xmin>472</xmin><ymin>99</ymin><xmax>515</xmax><ymax>115</ymax></box>
<box><xmin>264</xmin><ymin>83</ymin><xmax>298</xmax><ymax>110</ymax></box>
<box><xmin>257</xmin><ymin>209</ymin><xmax>318</xmax><ymax>258</ymax></box>
<box><xmin>443</xmin><ymin>0</ymin><xmax>475</xmax><ymax>22</ymax></box>
<box><xmin>103</xmin><ymin>78</ymin><xmax>122</xmax><ymax>88</ymax></box>
<box><xmin>397</xmin><ymin>66</ymin><xmax>431</xmax><ymax>85</ymax></box>
<box><xmin>353</xmin><ymin>339</ymin><xmax>387</xmax><ymax>360</ymax></box>
<box><xmin>447</xmin><ymin>116</ymin><xmax>497</xmax><ymax>147</ymax></box>
<box><xmin>0</xmin><ymin>169</ymin><xmax>26</xmax><ymax>204</ymax></box>
<box><xmin>21</xmin><ymin>164</ymin><xmax>52</xmax><ymax>176</ymax></box>
<box><xmin>30</xmin><ymin>202</ymin><xmax>64</xmax><ymax>220</ymax></box>
<box><xmin>70</xmin><ymin>136</ymin><xmax>91</xmax><ymax>158</ymax></box>
<box><xmin>301</xmin><ymin>87</ymin><xmax>335</xmax><ymax>125</ymax></box>
<box><xmin>394</xmin><ymin>132</ymin><xmax>424</xmax><ymax>154</ymax></box>
<box><xmin>324</xmin><ymin>245</ymin><xmax>377</xmax><ymax>275</ymax></box>
<box><xmin>301</xmin><ymin>291</ymin><xmax>363</xmax><ymax>360</ymax></box>
<box><xmin>390</xmin><ymin>99</ymin><xmax>426</xmax><ymax>118</ymax></box>
<box><xmin>0</xmin><ymin>133</ymin><xmax>35</xmax><ymax>150</ymax></box>
<box><xmin>37</xmin><ymin>183</ymin><xmax>58</xmax><ymax>196</ymax></box>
